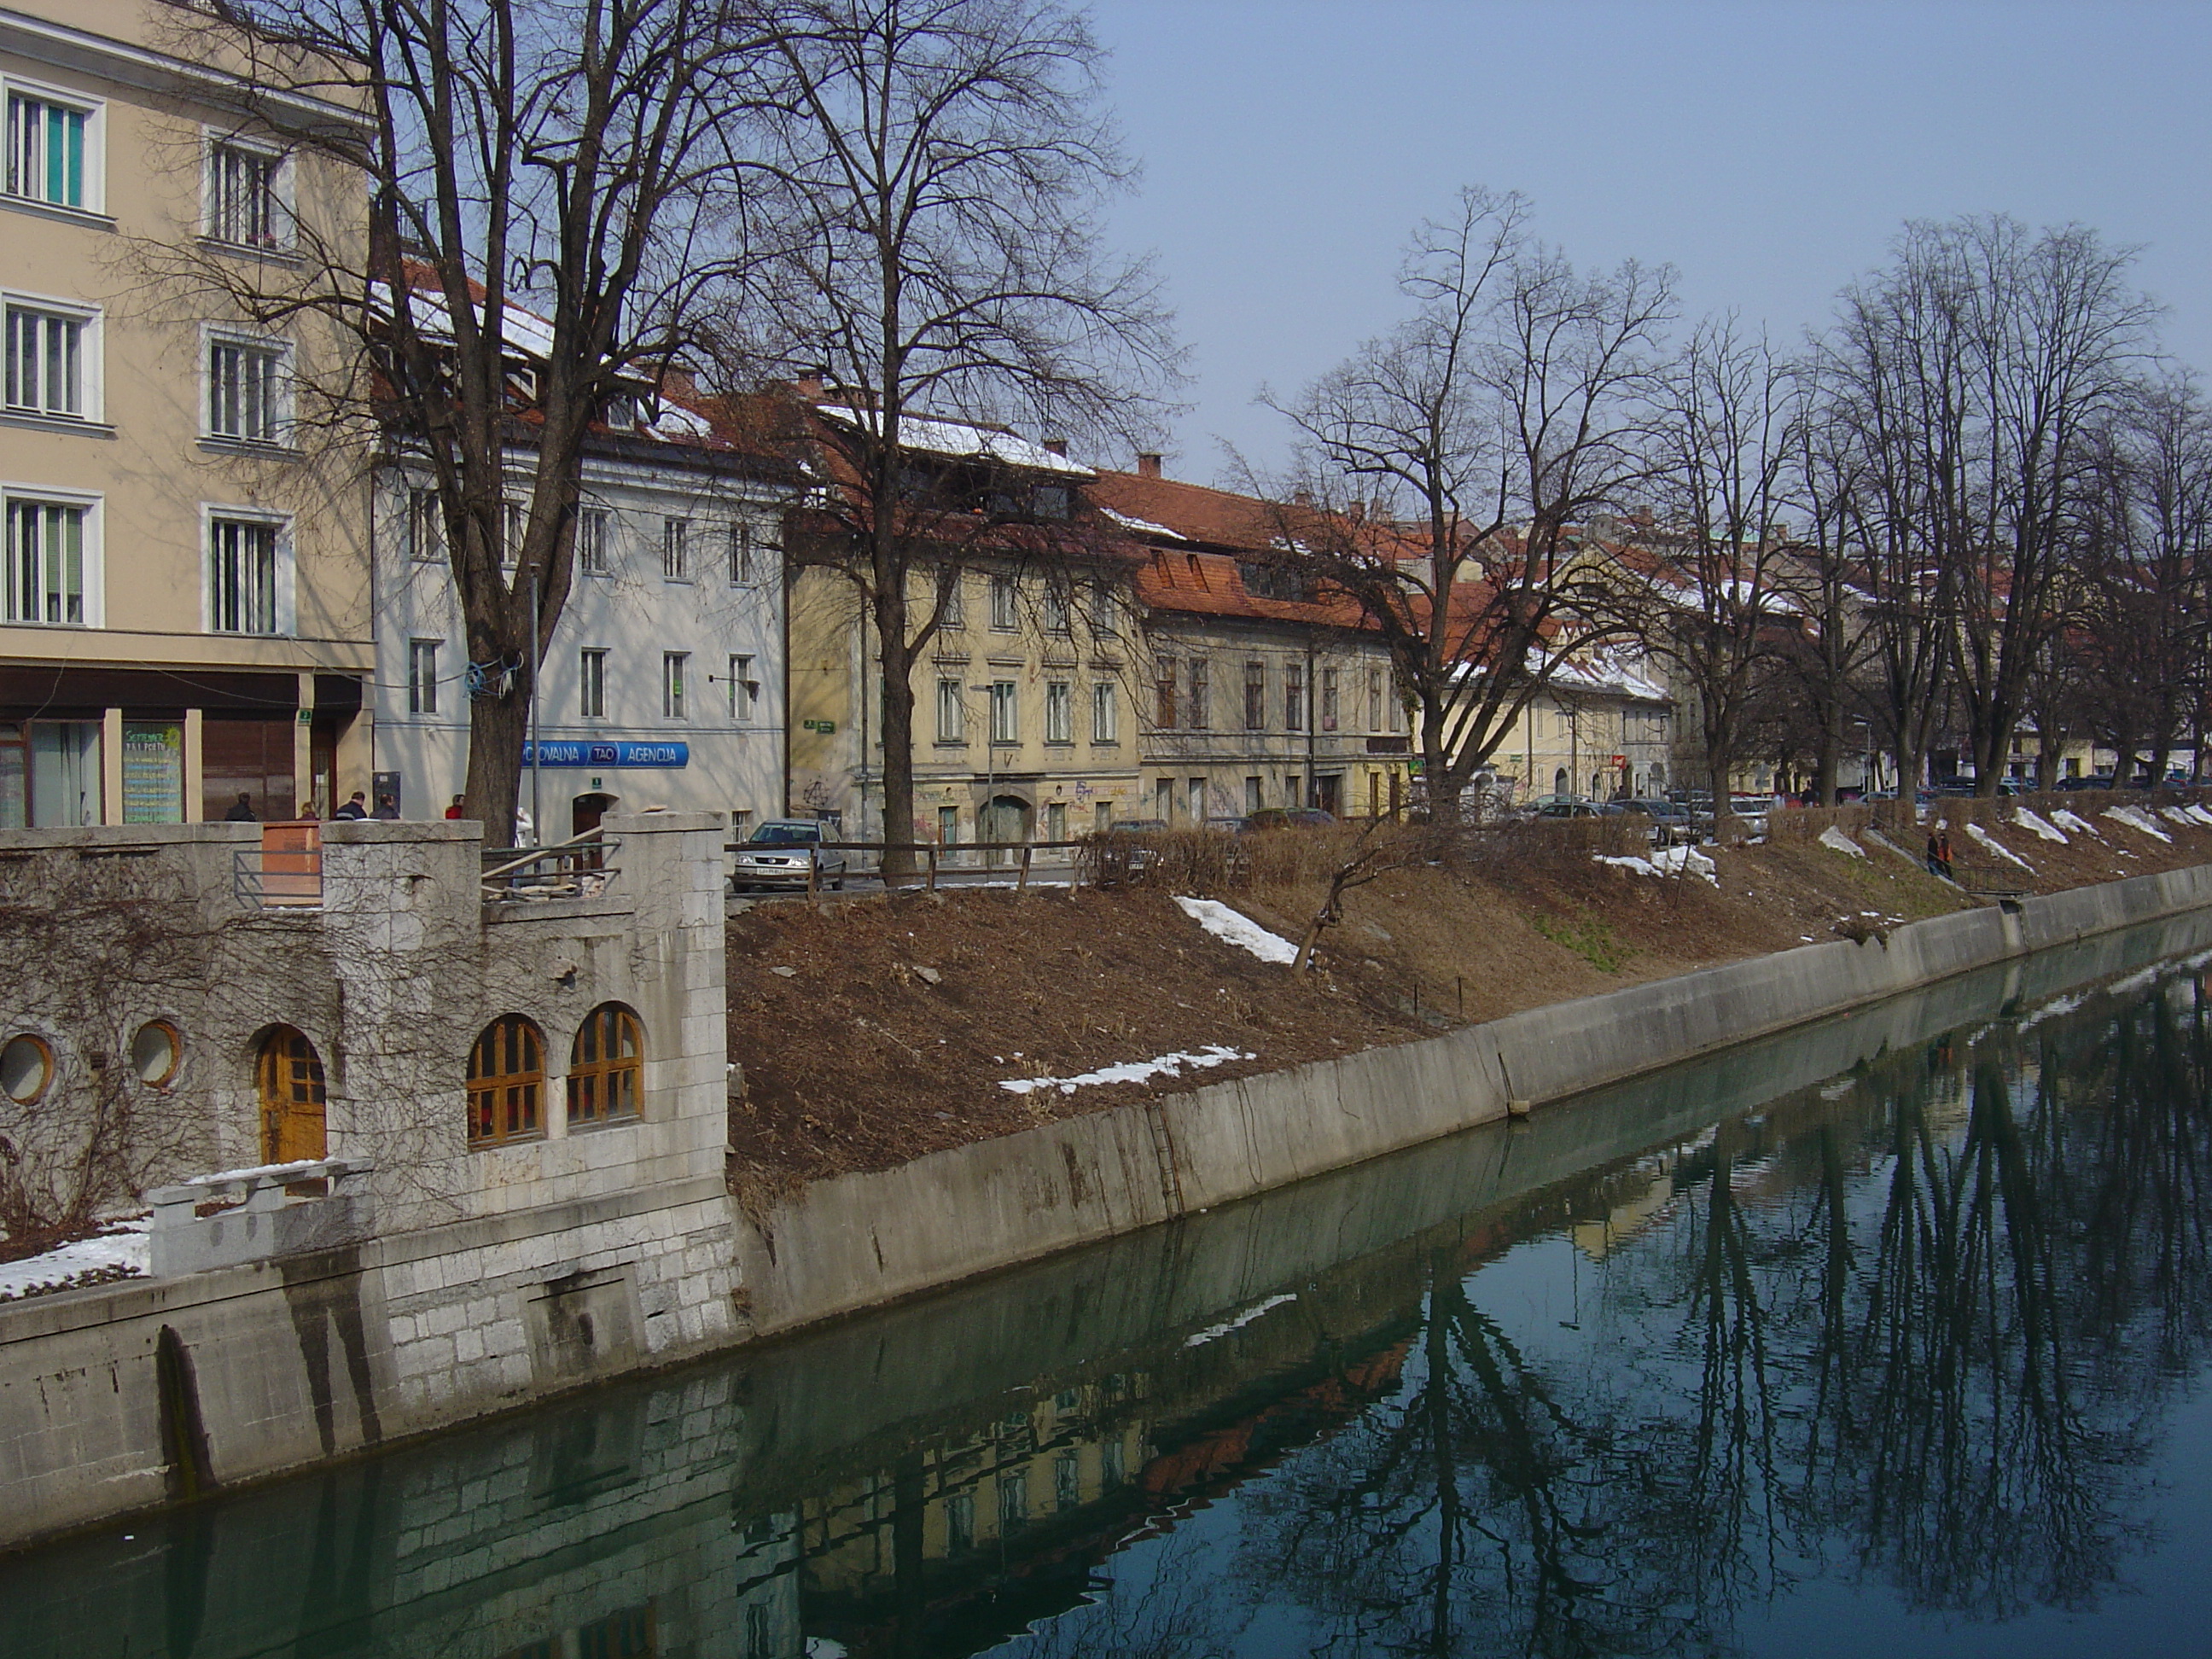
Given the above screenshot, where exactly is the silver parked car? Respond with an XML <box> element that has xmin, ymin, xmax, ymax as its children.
<box><xmin>732</xmin><ymin>819</ymin><xmax>847</xmax><ymax>892</ymax></box>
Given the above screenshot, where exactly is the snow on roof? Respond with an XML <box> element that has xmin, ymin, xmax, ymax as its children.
<box><xmin>370</xmin><ymin>281</ymin><xmax>560</xmax><ymax>359</ymax></box>
<box><xmin>818</xmin><ymin>404</ymin><xmax>1093</xmax><ymax>476</ymax></box>
<box><xmin>1522</xmin><ymin>645</ymin><xmax>1670</xmax><ymax>704</ymax></box>
<box><xmin>1100</xmin><ymin>505</ymin><xmax>1188</xmax><ymax>541</ymax></box>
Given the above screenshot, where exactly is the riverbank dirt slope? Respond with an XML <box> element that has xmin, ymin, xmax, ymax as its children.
<box><xmin>727</xmin><ymin>802</ymin><xmax>2212</xmax><ymax>1189</ymax></box>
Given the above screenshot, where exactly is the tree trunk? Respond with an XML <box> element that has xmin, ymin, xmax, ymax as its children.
<box><xmin>874</xmin><ymin>579</ymin><xmax>922</xmax><ymax>884</ymax></box>
<box><xmin>465</xmin><ymin>681</ymin><xmax>532</xmax><ymax>848</ymax></box>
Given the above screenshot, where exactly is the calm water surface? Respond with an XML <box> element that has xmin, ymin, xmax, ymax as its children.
<box><xmin>11</xmin><ymin>918</ymin><xmax>2212</xmax><ymax>1658</ymax></box>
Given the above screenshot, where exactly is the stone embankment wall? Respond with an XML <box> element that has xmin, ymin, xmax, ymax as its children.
<box><xmin>3</xmin><ymin>855</ymin><xmax>2211</xmax><ymax>1551</ymax></box>
<box><xmin>0</xmin><ymin>815</ymin><xmax>740</xmax><ymax>1547</ymax></box>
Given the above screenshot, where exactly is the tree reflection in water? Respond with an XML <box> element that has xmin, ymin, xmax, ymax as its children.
<box><xmin>1014</xmin><ymin>969</ymin><xmax>2212</xmax><ymax>1658</ymax></box>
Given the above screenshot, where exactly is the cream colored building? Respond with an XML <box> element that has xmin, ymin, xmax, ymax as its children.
<box><xmin>1</xmin><ymin>0</ymin><xmax>373</xmax><ymax>825</ymax></box>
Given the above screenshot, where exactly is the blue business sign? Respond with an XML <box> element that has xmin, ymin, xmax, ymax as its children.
<box><xmin>522</xmin><ymin>741</ymin><xmax>690</xmax><ymax>768</ymax></box>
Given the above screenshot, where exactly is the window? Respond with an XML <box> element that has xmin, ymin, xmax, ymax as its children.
<box><xmin>467</xmin><ymin>1015</ymin><xmax>544</xmax><ymax>1149</ymax></box>
<box><xmin>207</xmin><ymin>334</ymin><xmax>286</xmax><ymax>443</ymax></box>
<box><xmin>935</xmin><ymin>677</ymin><xmax>965</xmax><ymax>743</ymax></box>
<box><xmin>207</xmin><ymin>515</ymin><xmax>282</xmax><ymax>634</ymax></box>
<box><xmin>1091</xmin><ymin>681</ymin><xmax>1117</xmax><ymax>744</ymax></box>
<box><xmin>567</xmin><ymin>1003</ymin><xmax>642</xmax><ymax>1129</ymax></box>
<box><xmin>1243</xmin><ymin>661</ymin><xmax>1266</xmax><ymax>731</ymax></box>
<box><xmin>5</xmin><ymin>88</ymin><xmax>91</xmax><ymax>210</ymax></box>
<box><xmin>501</xmin><ymin>501</ymin><xmax>523</xmax><ymax>569</ymax></box>
<box><xmin>5</xmin><ymin>299</ymin><xmax>90</xmax><ymax>419</ymax></box>
<box><xmin>1042</xmin><ymin>579</ymin><xmax>1071</xmax><ymax>636</ymax></box>
<box><xmin>206</xmin><ymin>139</ymin><xmax>282</xmax><ymax>247</ymax></box>
<box><xmin>939</xmin><ymin>805</ymin><xmax>958</xmax><ymax>846</ymax></box>
<box><xmin>407</xmin><ymin>487</ymin><xmax>445</xmax><ymax>563</ymax></box>
<box><xmin>728</xmin><ymin>654</ymin><xmax>757</xmax><ymax>722</ymax></box>
<box><xmin>579</xmin><ymin>648</ymin><xmax>608</xmax><ymax>718</ymax></box>
<box><xmin>0</xmin><ymin>1033</ymin><xmax>52</xmax><ymax>1104</ymax></box>
<box><xmin>576</xmin><ymin>507</ymin><xmax>609</xmax><ymax>574</ymax></box>
<box><xmin>937</xmin><ymin>569</ymin><xmax>965</xmax><ymax>627</ymax></box>
<box><xmin>1186</xmin><ymin>658</ymin><xmax>1209</xmax><ymax>731</ymax></box>
<box><xmin>1188</xmin><ymin>777</ymin><xmax>1206</xmax><ymax>821</ymax></box>
<box><xmin>3</xmin><ymin>496</ymin><xmax>89</xmax><ymax>624</ymax></box>
<box><xmin>662</xmin><ymin>651</ymin><xmax>688</xmax><ymax>719</ymax></box>
<box><xmin>1245</xmin><ymin>775</ymin><xmax>1263</xmax><ymax>813</ymax></box>
<box><xmin>662</xmin><ymin>517</ymin><xmax>690</xmax><ymax>579</ymax></box>
<box><xmin>1093</xmin><ymin>800</ymin><xmax>1111</xmax><ymax>833</ymax></box>
<box><xmin>1154</xmin><ymin>658</ymin><xmax>1176</xmax><ymax>729</ymax></box>
<box><xmin>1367</xmin><ymin>668</ymin><xmax>1384</xmax><ymax>732</ymax></box>
<box><xmin>1045</xmin><ymin>800</ymin><xmax>1067</xmax><ymax>841</ymax></box>
<box><xmin>1321</xmin><ymin>667</ymin><xmax>1340</xmax><ymax>731</ymax></box>
<box><xmin>1045</xmin><ymin>680</ymin><xmax>1073</xmax><ymax>744</ymax></box>
<box><xmin>408</xmin><ymin>638</ymin><xmax>439</xmax><ymax>715</ymax></box>
<box><xmin>989</xmin><ymin>573</ymin><xmax>1018</xmax><ymax>631</ymax></box>
<box><xmin>1285</xmin><ymin>661</ymin><xmax>1306</xmax><ymax>731</ymax></box>
<box><xmin>726</xmin><ymin>521</ymin><xmax>753</xmax><ymax>585</ymax></box>
<box><xmin>989</xmin><ymin>680</ymin><xmax>1017</xmax><ymax>745</ymax></box>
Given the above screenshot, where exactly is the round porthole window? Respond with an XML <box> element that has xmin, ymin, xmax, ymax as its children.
<box><xmin>131</xmin><ymin>1021</ymin><xmax>183</xmax><ymax>1088</ymax></box>
<box><xmin>1</xmin><ymin>1033</ymin><xmax>55</xmax><ymax>1104</ymax></box>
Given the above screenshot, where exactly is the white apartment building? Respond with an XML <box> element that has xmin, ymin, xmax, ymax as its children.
<box><xmin>372</xmin><ymin>414</ymin><xmax>795</xmax><ymax>840</ymax></box>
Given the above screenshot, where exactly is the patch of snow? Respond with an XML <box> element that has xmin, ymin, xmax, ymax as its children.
<box><xmin>1000</xmin><ymin>1045</ymin><xmax>1253</xmax><ymax>1097</ymax></box>
<box><xmin>2018</xmin><ymin>992</ymin><xmax>2085</xmax><ymax>1031</ymax></box>
<box><xmin>1965</xmin><ymin>824</ymin><xmax>2033</xmax><ymax>870</ymax></box>
<box><xmin>1183</xmin><ymin>1293</ymin><xmax>1299</xmax><ymax>1348</ymax></box>
<box><xmin>2108</xmin><ymin>965</ymin><xmax>2163</xmax><ymax>996</ymax></box>
<box><xmin>2011</xmin><ymin>808</ymin><xmax>2068</xmax><ymax>843</ymax></box>
<box><xmin>2104</xmin><ymin>806</ymin><xmax>2173</xmax><ymax>842</ymax></box>
<box><xmin>1175</xmin><ymin>896</ymin><xmax>1299</xmax><ymax>963</ymax></box>
<box><xmin>1099</xmin><ymin>506</ymin><xmax>1188</xmax><ymax>541</ymax></box>
<box><xmin>190</xmin><ymin>1158</ymin><xmax>327</xmax><ymax>1185</ymax></box>
<box><xmin>1819</xmin><ymin>825</ymin><xmax>1867</xmax><ymax>859</ymax></box>
<box><xmin>1653</xmin><ymin>845</ymin><xmax>1720</xmax><ymax>885</ymax></box>
<box><xmin>2185</xmin><ymin>805</ymin><xmax>2212</xmax><ymax>829</ymax></box>
<box><xmin>0</xmin><ymin>1218</ymin><xmax>148</xmax><ymax>1301</ymax></box>
<box><xmin>2052</xmin><ymin>809</ymin><xmax>2100</xmax><ymax>838</ymax></box>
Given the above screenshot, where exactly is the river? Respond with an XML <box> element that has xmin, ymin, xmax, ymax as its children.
<box><xmin>10</xmin><ymin>913</ymin><xmax>2212</xmax><ymax>1657</ymax></box>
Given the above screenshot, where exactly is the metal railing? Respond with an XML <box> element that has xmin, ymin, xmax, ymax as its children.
<box><xmin>730</xmin><ymin>838</ymin><xmax>1091</xmax><ymax>897</ymax></box>
<box><xmin>233</xmin><ymin>823</ymin><xmax>323</xmax><ymax>909</ymax></box>
<box><xmin>481</xmin><ymin>826</ymin><xmax>620</xmax><ymax>901</ymax></box>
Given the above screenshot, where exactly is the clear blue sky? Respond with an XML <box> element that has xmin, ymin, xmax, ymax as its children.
<box><xmin>1086</xmin><ymin>0</ymin><xmax>2212</xmax><ymax>482</ymax></box>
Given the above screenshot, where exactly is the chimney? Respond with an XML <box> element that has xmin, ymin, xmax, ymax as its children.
<box><xmin>1137</xmin><ymin>451</ymin><xmax>1162</xmax><ymax>480</ymax></box>
<box><xmin>1293</xmin><ymin>486</ymin><xmax>1313</xmax><ymax>508</ymax></box>
<box><xmin>795</xmin><ymin>373</ymin><xmax>824</xmax><ymax>400</ymax></box>
<box><xmin>1043</xmin><ymin>437</ymin><xmax>1068</xmax><ymax>457</ymax></box>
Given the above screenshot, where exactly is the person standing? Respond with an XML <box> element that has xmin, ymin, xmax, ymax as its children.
<box><xmin>334</xmin><ymin>791</ymin><xmax>369</xmax><ymax>820</ymax></box>
<box><xmin>445</xmin><ymin>795</ymin><xmax>466</xmax><ymax>820</ymax></box>
<box><xmin>371</xmin><ymin>794</ymin><xmax>401</xmax><ymax>820</ymax></box>
<box><xmin>223</xmin><ymin>792</ymin><xmax>257</xmax><ymax>822</ymax></box>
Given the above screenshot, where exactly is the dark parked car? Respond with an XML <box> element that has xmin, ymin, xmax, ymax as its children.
<box><xmin>2055</xmin><ymin>775</ymin><xmax>2116</xmax><ymax>792</ymax></box>
<box><xmin>1247</xmin><ymin>807</ymin><xmax>1338</xmax><ymax>830</ymax></box>
<box><xmin>731</xmin><ymin>819</ymin><xmax>847</xmax><ymax>892</ymax></box>
<box><xmin>1615</xmin><ymin>797</ymin><xmax>1695</xmax><ymax>845</ymax></box>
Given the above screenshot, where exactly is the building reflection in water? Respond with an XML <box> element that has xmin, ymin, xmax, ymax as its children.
<box><xmin>9</xmin><ymin>937</ymin><xmax>2212</xmax><ymax>1659</ymax></box>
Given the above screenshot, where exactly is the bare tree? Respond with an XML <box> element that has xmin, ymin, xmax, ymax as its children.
<box><xmin>1626</xmin><ymin>317</ymin><xmax>1802</xmax><ymax>833</ymax></box>
<box><xmin>1265</xmin><ymin>187</ymin><xmax>1674</xmax><ymax>824</ymax></box>
<box><xmin>175</xmin><ymin>0</ymin><xmax>776</xmax><ymax>838</ymax></box>
<box><xmin>2074</xmin><ymin>374</ymin><xmax>2212</xmax><ymax>783</ymax></box>
<box><xmin>736</xmin><ymin>0</ymin><xmax>1178</xmax><ymax>876</ymax></box>
<box><xmin>1946</xmin><ymin>218</ymin><xmax>2155</xmax><ymax>791</ymax></box>
<box><xmin>1811</xmin><ymin>233</ymin><xmax>1971</xmax><ymax>817</ymax></box>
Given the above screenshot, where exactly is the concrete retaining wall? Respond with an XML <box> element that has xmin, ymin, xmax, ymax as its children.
<box><xmin>731</xmin><ymin>862</ymin><xmax>2212</xmax><ymax>1339</ymax></box>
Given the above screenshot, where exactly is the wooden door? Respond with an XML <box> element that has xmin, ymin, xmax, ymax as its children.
<box><xmin>256</xmin><ymin>1027</ymin><xmax>328</xmax><ymax>1165</ymax></box>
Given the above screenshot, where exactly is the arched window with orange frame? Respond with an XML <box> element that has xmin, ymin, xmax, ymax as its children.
<box><xmin>467</xmin><ymin>1015</ymin><xmax>544</xmax><ymax>1148</ymax></box>
<box><xmin>567</xmin><ymin>1004</ymin><xmax>643</xmax><ymax>1129</ymax></box>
